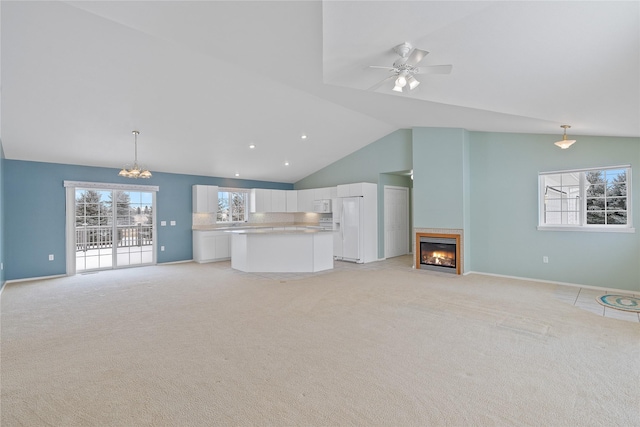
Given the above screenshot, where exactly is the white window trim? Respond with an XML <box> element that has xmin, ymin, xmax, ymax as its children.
<box><xmin>64</xmin><ymin>181</ymin><xmax>159</xmax><ymax>275</ymax></box>
<box><xmin>216</xmin><ymin>187</ymin><xmax>250</xmax><ymax>224</ymax></box>
<box><xmin>538</xmin><ymin>165</ymin><xmax>634</xmax><ymax>233</ymax></box>
<box><xmin>64</xmin><ymin>180</ymin><xmax>159</xmax><ymax>192</ymax></box>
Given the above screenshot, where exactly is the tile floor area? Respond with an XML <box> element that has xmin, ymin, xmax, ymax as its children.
<box><xmin>212</xmin><ymin>254</ymin><xmax>640</xmax><ymax>323</ymax></box>
<box><xmin>552</xmin><ymin>284</ymin><xmax>640</xmax><ymax>323</ymax></box>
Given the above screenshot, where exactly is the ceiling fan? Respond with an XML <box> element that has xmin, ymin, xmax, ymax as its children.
<box><xmin>368</xmin><ymin>42</ymin><xmax>452</xmax><ymax>93</ymax></box>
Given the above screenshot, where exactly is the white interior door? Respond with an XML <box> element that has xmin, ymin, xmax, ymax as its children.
<box><xmin>384</xmin><ymin>186</ymin><xmax>409</xmax><ymax>258</ymax></box>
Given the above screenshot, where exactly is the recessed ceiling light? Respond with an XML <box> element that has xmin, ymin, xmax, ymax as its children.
<box><xmin>249</xmin><ymin>144</ymin><xmax>256</xmax><ymax>149</ymax></box>
<box><xmin>284</xmin><ymin>161</ymin><xmax>290</xmax><ymax>166</ymax></box>
<box><xmin>301</xmin><ymin>134</ymin><xmax>307</xmax><ymax>140</ymax></box>
<box><xmin>235</xmin><ymin>173</ymin><xmax>240</xmax><ymax>177</ymax></box>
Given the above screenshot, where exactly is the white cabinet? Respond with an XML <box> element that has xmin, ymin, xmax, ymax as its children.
<box><xmin>271</xmin><ymin>190</ymin><xmax>287</xmax><ymax>212</ymax></box>
<box><xmin>193</xmin><ymin>230</ymin><xmax>231</xmax><ymax>263</ymax></box>
<box><xmin>286</xmin><ymin>190</ymin><xmax>298</xmax><ymax>212</ymax></box>
<box><xmin>337</xmin><ymin>183</ymin><xmax>373</xmax><ymax>198</ymax></box>
<box><xmin>192</xmin><ymin>185</ymin><xmax>218</xmax><ymax>213</ymax></box>
<box><xmin>214</xmin><ymin>234</ymin><xmax>230</xmax><ymax>259</ymax></box>
<box><xmin>313</xmin><ymin>187</ymin><xmax>337</xmax><ymax>200</ymax></box>
<box><xmin>250</xmin><ymin>189</ymin><xmax>272</xmax><ymax>213</ymax></box>
<box><xmin>297</xmin><ymin>189</ymin><xmax>315</xmax><ymax>212</ymax></box>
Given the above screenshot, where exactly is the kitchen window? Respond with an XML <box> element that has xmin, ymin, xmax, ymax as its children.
<box><xmin>538</xmin><ymin>165</ymin><xmax>633</xmax><ymax>232</ymax></box>
<box><xmin>217</xmin><ymin>188</ymin><xmax>249</xmax><ymax>223</ymax></box>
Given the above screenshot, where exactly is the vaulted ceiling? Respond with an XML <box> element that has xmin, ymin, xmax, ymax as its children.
<box><xmin>2</xmin><ymin>1</ymin><xmax>638</xmax><ymax>183</ymax></box>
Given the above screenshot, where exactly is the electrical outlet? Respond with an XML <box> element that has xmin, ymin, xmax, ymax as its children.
<box><xmin>170</xmin><ymin>220</ymin><xmax>176</xmax><ymax>226</ymax></box>
<box><xmin>161</xmin><ymin>246</ymin><xmax>165</xmax><ymax>251</ymax></box>
<box><xmin>49</xmin><ymin>254</ymin><xmax>54</xmax><ymax>261</ymax></box>
<box><xmin>543</xmin><ymin>256</ymin><xmax>549</xmax><ymax>263</ymax></box>
<box><xmin>161</xmin><ymin>221</ymin><xmax>167</xmax><ymax>226</ymax></box>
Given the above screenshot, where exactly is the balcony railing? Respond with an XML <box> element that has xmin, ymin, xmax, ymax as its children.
<box><xmin>76</xmin><ymin>224</ymin><xmax>153</xmax><ymax>252</ymax></box>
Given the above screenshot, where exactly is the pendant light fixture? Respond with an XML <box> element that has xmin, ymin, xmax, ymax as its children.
<box><xmin>554</xmin><ymin>125</ymin><xmax>576</xmax><ymax>149</ymax></box>
<box><xmin>118</xmin><ymin>130</ymin><xmax>152</xmax><ymax>178</ymax></box>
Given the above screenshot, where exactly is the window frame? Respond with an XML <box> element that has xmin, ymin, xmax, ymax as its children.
<box><xmin>216</xmin><ymin>187</ymin><xmax>249</xmax><ymax>224</ymax></box>
<box><xmin>538</xmin><ymin>165</ymin><xmax>634</xmax><ymax>233</ymax></box>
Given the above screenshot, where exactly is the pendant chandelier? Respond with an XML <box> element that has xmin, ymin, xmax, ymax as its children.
<box><xmin>118</xmin><ymin>130</ymin><xmax>152</xmax><ymax>178</ymax></box>
<box><xmin>554</xmin><ymin>125</ymin><xmax>576</xmax><ymax>149</ymax></box>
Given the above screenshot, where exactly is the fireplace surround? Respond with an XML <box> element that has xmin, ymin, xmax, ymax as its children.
<box><xmin>415</xmin><ymin>231</ymin><xmax>461</xmax><ymax>275</ymax></box>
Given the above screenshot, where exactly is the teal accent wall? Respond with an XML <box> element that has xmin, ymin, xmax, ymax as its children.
<box><xmin>412</xmin><ymin>127</ymin><xmax>469</xmax><ymax>230</ymax></box>
<box><xmin>295</xmin><ymin>129</ymin><xmax>412</xmax><ymax>189</ymax></box>
<box><xmin>469</xmin><ymin>132</ymin><xmax>640</xmax><ymax>291</ymax></box>
<box><xmin>296</xmin><ymin>126</ymin><xmax>639</xmax><ymax>291</ymax></box>
<box><xmin>462</xmin><ymin>132</ymin><xmax>472</xmax><ymax>274</ymax></box>
<box><xmin>3</xmin><ymin>160</ymin><xmax>291</xmax><ymax>281</ymax></box>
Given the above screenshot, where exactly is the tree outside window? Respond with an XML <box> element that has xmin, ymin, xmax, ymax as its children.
<box><xmin>539</xmin><ymin>166</ymin><xmax>631</xmax><ymax>230</ymax></box>
<box><xmin>217</xmin><ymin>190</ymin><xmax>248</xmax><ymax>223</ymax></box>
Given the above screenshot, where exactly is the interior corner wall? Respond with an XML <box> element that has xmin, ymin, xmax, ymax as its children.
<box><xmin>468</xmin><ymin>131</ymin><xmax>640</xmax><ymax>291</ymax></box>
<box><xmin>294</xmin><ymin>129</ymin><xmax>413</xmax><ymax>189</ymax></box>
<box><xmin>3</xmin><ymin>159</ymin><xmax>292</xmax><ymax>281</ymax></box>
<box><xmin>0</xmin><ymin>141</ymin><xmax>4</xmax><ymax>289</ymax></box>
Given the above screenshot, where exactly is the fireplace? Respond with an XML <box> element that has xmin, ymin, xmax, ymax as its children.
<box><xmin>415</xmin><ymin>232</ymin><xmax>461</xmax><ymax>274</ymax></box>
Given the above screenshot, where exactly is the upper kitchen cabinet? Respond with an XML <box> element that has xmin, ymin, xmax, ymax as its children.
<box><xmin>271</xmin><ymin>190</ymin><xmax>287</xmax><ymax>212</ymax></box>
<box><xmin>314</xmin><ymin>187</ymin><xmax>336</xmax><ymax>200</ymax></box>
<box><xmin>286</xmin><ymin>190</ymin><xmax>298</xmax><ymax>213</ymax></box>
<box><xmin>297</xmin><ymin>189</ymin><xmax>315</xmax><ymax>212</ymax></box>
<box><xmin>250</xmin><ymin>189</ymin><xmax>272</xmax><ymax>213</ymax></box>
<box><xmin>192</xmin><ymin>185</ymin><xmax>218</xmax><ymax>213</ymax></box>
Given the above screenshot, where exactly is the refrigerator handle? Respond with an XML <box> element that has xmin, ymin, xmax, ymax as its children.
<box><xmin>340</xmin><ymin>205</ymin><xmax>345</xmax><ymax>242</ymax></box>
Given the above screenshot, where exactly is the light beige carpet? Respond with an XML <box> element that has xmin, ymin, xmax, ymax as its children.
<box><xmin>2</xmin><ymin>258</ymin><xmax>639</xmax><ymax>426</ymax></box>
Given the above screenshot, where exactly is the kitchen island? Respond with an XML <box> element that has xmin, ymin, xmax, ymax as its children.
<box><xmin>229</xmin><ymin>228</ymin><xmax>334</xmax><ymax>273</ymax></box>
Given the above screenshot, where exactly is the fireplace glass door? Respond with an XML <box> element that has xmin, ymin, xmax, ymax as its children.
<box><xmin>420</xmin><ymin>237</ymin><xmax>456</xmax><ymax>272</ymax></box>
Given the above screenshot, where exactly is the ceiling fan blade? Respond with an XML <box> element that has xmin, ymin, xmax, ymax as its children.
<box><xmin>368</xmin><ymin>65</ymin><xmax>396</xmax><ymax>71</ymax></box>
<box><xmin>415</xmin><ymin>64</ymin><xmax>453</xmax><ymax>75</ymax></box>
<box><xmin>368</xmin><ymin>75</ymin><xmax>395</xmax><ymax>91</ymax></box>
<box><xmin>405</xmin><ymin>48</ymin><xmax>429</xmax><ymax>66</ymax></box>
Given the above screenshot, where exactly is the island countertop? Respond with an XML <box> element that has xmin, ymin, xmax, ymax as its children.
<box><xmin>224</xmin><ymin>227</ymin><xmax>333</xmax><ymax>235</ymax></box>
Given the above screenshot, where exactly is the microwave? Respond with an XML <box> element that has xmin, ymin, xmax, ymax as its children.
<box><xmin>313</xmin><ymin>199</ymin><xmax>332</xmax><ymax>213</ymax></box>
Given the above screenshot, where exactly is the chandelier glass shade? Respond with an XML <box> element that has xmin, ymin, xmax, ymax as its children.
<box><xmin>119</xmin><ymin>130</ymin><xmax>152</xmax><ymax>178</ymax></box>
<box><xmin>554</xmin><ymin>125</ymin><xmax>576</xmax><ymax>149</ymax></box>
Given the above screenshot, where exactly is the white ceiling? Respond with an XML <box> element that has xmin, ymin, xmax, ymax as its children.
<box><xmin>2</xmin><ymin>1</ymin><xmax>638</xmax><ymax>183</ymax></box>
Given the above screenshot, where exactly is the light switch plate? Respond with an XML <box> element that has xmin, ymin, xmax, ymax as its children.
<box><xmin>170</xmin><ymin>220</ymin><xmax>176</xmax><ymax>226</ymax></box>
<box><xmin>161</xmin><ymin>221</ymin><xmax>167</xmax><ymax>226</ymax></box>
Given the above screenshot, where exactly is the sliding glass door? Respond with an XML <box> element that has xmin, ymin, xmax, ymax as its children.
<box><xmin>75</xmin><ymin>188</ymin><xmax>154</xmax><ymax>272</ymax></box>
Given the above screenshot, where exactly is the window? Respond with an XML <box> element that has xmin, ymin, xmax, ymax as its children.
<box><xmin>217</xmin><ymin>189</ymin><xmax>249</xmax><ymax>223</ymax></box>
<box><xmin>539</xmin><ymin>166</ymin><xmax>633</xmax><ymax>231</ymax></box>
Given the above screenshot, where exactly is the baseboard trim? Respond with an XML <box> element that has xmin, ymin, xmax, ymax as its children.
<box><xmin>157</xmin><ymin>259</ymin><xmax>194</xmax><ymax>265</ymax></box>
<box><xmin>466</xmin><ymin>270</ymin><xmax>638</xmax><ymax>296</ymax></box>
<box><xmin>5</xmin><ymin>274</ymin><xmax>68</xmax><ymax>285</ymax></box>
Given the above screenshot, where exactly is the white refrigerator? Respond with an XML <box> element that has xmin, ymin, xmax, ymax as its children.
<box><xmin>334</xmin><ymin>196</ymin><xmax>364</xmax><ymax>263</ymax></box>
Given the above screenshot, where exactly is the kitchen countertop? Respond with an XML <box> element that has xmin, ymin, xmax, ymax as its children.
<box><xmin>192</xmin><ymin>223</ymin><xmax>332</xmax><ymax>231</ymax></box>
<box><xmin>226</xmin><ymin>228</ymin><xmax>333</xmax><ymax>234</ymax></box>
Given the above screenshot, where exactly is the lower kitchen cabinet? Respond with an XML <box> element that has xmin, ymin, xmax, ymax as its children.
<box><xmin>193</xmin><ymin>230</ymin><xmax>231</xmax><ymax>263</ymax></box>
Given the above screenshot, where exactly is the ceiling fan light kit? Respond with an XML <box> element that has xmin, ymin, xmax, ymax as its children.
<box><xmin>554</xmin><ymin>125</ymin><xmax>576</xmax><ymax>149</ymax></box>
<box><xmin>369</xmin><ymin>42</ymin><xmax>452</xmax><ymax>93</ymax></box>
<box><xmin>118</xmin><ymin>130</ymin><xmax>152</xmax><ymax>178</ymax></box>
